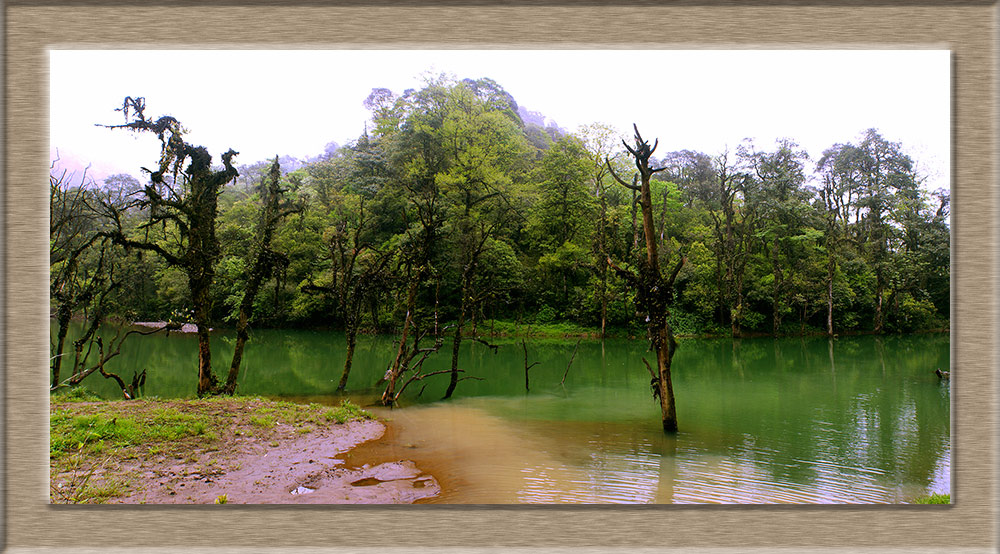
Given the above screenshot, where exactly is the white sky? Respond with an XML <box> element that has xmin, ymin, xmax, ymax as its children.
<box><xmin>49</xmin><ymin>49</ymin><xmax>950</xmax><ymax>191</ymax></box>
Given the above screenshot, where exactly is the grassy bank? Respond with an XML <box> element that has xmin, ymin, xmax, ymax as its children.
<box><xmin>464</xmin><ymin>318</ymin><xmax>950</xmax><ymax>341</ymax></box>
<box><xmin>911</xmin><ymin>493</ymin><xmax>950</xmax><ymax>504</ymax></box>
<box><xmin>471</xmin><ymin>319</ymin><xmax>613</xmax><ymax>339</ymax></box>
<box><xmin>49</xmin><ymin>390</ymin><xmax>372</xmax><ymax>503</ymax></box>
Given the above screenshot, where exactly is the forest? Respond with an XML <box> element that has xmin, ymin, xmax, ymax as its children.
<box><xmin>50</xmin><ymin>75</ymin><xmax>951</xmax><ymax>405</ymax></box>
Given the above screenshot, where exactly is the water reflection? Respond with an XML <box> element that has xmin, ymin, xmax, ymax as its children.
<box><xmin>52</xmin><ymin>322</ymin><xmax>950</xmax><ymax>503</ymax></box>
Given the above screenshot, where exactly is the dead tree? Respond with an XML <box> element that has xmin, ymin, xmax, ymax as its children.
<box><xmin>49</xmin><ymin>166</ymin><xmax>108</xmax><ymax>387</ymax></box>
<box><xmin>380</xmin><ymin>265</ymin><xmax>423</xmax><ymax>405</ymax></box>
<box><xmin>606</xmin><ymin>124</ymin><xmax>686</xmax><ymax>433</ymax></box>
<box><xmin>53</xmin><ymin>322</ymin><xmax>165</xmax><ymax>399</ymax></box>
<box><xmin>387</xmin><ymin>327</ymin><xmax>458</xmax><ymax>404</ymax></box>
<box><xmin>381</xmin><ymin>322</ymin><xmax>445</xmax><ymax>406</ymax></box>
<box><xmin>100</xmin><ymin>97</ymin><xmax>239</xmax><ymax>397</ymax></box>
<box><xmin>522</xmin><ymin>338</ymin><xmax>539</xmax><ymax>391</ymax></box>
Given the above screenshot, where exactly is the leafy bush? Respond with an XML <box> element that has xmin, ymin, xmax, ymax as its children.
<box><xmin>534</xmin><ymin>305</ymin><xmax>556</xmax><ymax>324</ymax></box>
<box><xmin>894</xmin><ymin>292</ymin><xmax>938</xmax><ymax>332</ymax></box>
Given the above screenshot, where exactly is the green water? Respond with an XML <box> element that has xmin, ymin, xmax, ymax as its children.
<box><xmin>52</xmin><ymin>323</ymin><xmax>951</xmax><ymax>504</ymax></box>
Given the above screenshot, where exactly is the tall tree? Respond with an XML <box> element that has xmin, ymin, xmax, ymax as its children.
<box><xmin>854</xmin><ymin>129</ymin><xmax>920</xmax><ymax>333</ymax></box>
<box><xmin>704</xmin><ymin>150</ymin><xmax>759</xmax><ymax>336</ymax></box>
<box><xmin>222</xmin><ymin>157</ymin><xmax>298</xmax><ymax>394</ymax></box>
<box><xmin>101</xmin><ymin>97</ymin><xmax>239</xmax><ymax>396</ymax></box>
<box><xmin>577</xmin><ymin>123</ymin><xmax>628</xmax><ymax>337</ymax></box>
<box><xmin>529</xmin><ymin>135</ymin><xmax>597</xmax><ymax>319</ymax></box>
<box><xmin>817</xmin><ymin>129</ymin><xmax>921</xmax><ymax>334</ymax></box>
<box><xmin>740</xmin><ymin>139</ymin><xmax>811</xmax><ymax>333</ymax></box>
<box><xmin>606</xmin><ymin>125</ymin><xmax>685</xmax><ymax>433</ymax></box>
<box><xmin>436</xmin><ymin>81</ymin><xmax>529</xmax><ymax>399</ymax></box>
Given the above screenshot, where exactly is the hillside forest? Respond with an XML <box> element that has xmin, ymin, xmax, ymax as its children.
<box><xmin>50</xmin><ymin>76</ymin><xmax>950</xmax><ymax>404</ymax></box>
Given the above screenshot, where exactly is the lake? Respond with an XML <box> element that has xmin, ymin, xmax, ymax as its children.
<box><xmin>52</xmin><ymin>323</ymin><xmax>951</xmax><ymax>504</ymax></box>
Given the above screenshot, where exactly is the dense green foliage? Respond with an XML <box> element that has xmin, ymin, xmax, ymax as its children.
<box><xmin>51</xmin><ymin>76</ymin><xmax>950</xmax><ymax>390</ymax></box>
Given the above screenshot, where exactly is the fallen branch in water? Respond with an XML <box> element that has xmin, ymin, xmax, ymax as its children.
<box><xmin>472</xmin><ymin>336</ymin><xmax>500</xmax><ymax>353</ymax></box>
<box><xmin>560</xmin><ymin>339</ymin><xmax>582</xmax><ymax>386</ymax></box>
<box><xmin>397</xmin><ymin>367</ymin><xmax>482</xmax><ymax>402</ymax></box>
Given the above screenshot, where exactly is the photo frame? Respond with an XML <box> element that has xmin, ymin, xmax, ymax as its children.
<box><xmin>5</xmin><ymin>2</ymin><xmax>997</xmax><ymax>552</ymax></box>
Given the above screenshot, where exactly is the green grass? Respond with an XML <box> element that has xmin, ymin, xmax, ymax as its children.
<box><xmin>249</xmin><ymin>414</ymin><xmax>276</xmax><ymax>427</ymax></box>
<box><xmin>50</xmin><ymin>408</ymin><xmax>210</xmax><ymax>459</ymax></box>
<box><xmin>323</xmin><ymin>400</ymin><xmax>373</xmax><ymax>424</ymax></box>
<box><xmin>473</xmin><ymin>319</ymin><xmax>608</xmax><ymax>339</ymax></box>
<box><xmin>51</xmin><ymin>386</ymin><xmax>103</xmax><ymax>402</ymax></box>
<box><xmin>912</xmin><ymin>493</ymin><xmax>950</xmax><ymax>504</ymax></box>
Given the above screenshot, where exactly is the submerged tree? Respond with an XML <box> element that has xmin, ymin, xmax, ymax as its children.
<box><xmin>606</xmin><ymin>125</ymin><xmax>685</xmax><ymax>433</ymax></box>
<box><xmin>100</xmin><ymin>96</ymin><xmax>239</xmax><ymax>396</ymax></box>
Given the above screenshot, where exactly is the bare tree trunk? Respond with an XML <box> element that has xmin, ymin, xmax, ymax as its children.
<box><xmin>224</xmin><ymin>310</ymin><xmax>250</xmax><ymax>394</ymax></box>
<box><xmin>826</xmin><ymin>256</ymin><xmax>835</xmax><ymax>336</ymax></box>
<box><xmin>772</xmin><ymin>246</ymin><xmax>783</xmax><ymax>334</ymax></box>
<box><xmin>51</xmin><ymin>306</ymin><xmax>72</xmax><ymax>388</ymax></box>
<box><xmin>224</xmin><ymin>255</ymin><xmax>278</xmax><ymax>394</ymax></box>
<box><xmin>606</xmin><ymin>125</ymin><xmax>683</xmax><ymax>434</ymax></box>
<box><xmin>444</xmin><ymin>269</ymin><xmax>470</xmax><ymax>399</ymax></box>
<box><xmin>192</xmin><ymin>280</ymin><xmax>217</xmax><ymax>397</ymax></box>
<box><xmin>338</xmin><ymin>326</ymin><xmax>358</xmax><ymax>392</ymax></box>
<box><xmin>223</xmin><ymin>159</ymin><xmax>296</xmax><ymax>395</ymax></box>
<box><xmin>730</xmin><ymin>258</ymin><xmax>746</xmax><ymax>338</ymax></box>
<box><xmin>600</xmin><ymin>269</ymin><xmax>608</xmax><ymax>339</ymax></box>
<box><xmin>522</xmin><ymin>338</ymin><xmax>538</xmax><ymax>392</ymax></box>
<box><xmin>655</xmin><ymin>324</ymin><xmax>678</xmax><ymax>432</ymax></box>
<box><xmin>599</xmin><ymin>197</ymin><xmax>609</xmax><ymax>339</ymax></box>
<box><xmin>382</xmin><ymin>273</ymin><xmax>420</xmax><ymax>406</ymax></box>
<box><xmin>874</xmin><ymin>272</ymin><xmax>885</xmax><ymax>334</ymax></box>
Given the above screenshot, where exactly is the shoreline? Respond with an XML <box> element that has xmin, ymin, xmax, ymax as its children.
<box><xmin>49</xmin><ymin>397</ymin><xmax>440</xmax><ymax>504</ymax></box>
<box><xmin>120</xmin><ymin>318</ymin><xmax>950</xmax><ymax>341</ymax></box>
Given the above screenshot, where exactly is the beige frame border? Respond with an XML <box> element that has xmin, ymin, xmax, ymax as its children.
<box><xmin>4</xmin><ymin>3</ymin><xmax>997</xmax><ymax>553</ymax></box>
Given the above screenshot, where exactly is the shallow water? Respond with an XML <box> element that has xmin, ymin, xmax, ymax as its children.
<box><xmin>53</xmin><ymin>323</ymin><xmax>951</xmax><ymax>503</ymax></box>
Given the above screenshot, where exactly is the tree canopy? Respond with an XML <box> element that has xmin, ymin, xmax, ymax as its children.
<box><xmin>51</xmin><ymin>79</ymin><xmax>950</xmax><ymax>402</ymax></box>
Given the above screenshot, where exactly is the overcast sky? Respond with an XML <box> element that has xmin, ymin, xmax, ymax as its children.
<box><xmin>49</xmin><ymin>49</ymin><xmax>950</xmax><ymax>191</ymax></box>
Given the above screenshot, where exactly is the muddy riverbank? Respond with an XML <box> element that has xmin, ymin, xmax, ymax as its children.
<box><xmin>49</xmin><ymin>397</ymin><xmax>440</xmax><ymax>504</ymax></box>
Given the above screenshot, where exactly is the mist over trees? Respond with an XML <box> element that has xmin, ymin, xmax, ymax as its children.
<box><xmin>50</xmin><ymin>76</ymin><xmax>950</xmax><ymax>404</ymax></box>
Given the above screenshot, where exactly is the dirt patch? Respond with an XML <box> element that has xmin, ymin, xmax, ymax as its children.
<box><xmin>50</xmin><ymin>398</ymin><xmax>440</xmax><ymax>504</ymax></box>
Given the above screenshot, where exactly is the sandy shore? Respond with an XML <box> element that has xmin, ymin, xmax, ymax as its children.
<box><xmin>50</xmin><ymin>398</ymin><xmax>440</xmax><ymax>504</ymax></box>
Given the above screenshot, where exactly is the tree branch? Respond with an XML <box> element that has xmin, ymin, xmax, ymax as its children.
<box><xmin>665</xmin><ymin>254</ymin><xmax>687</xmax><ymax>290</ymax></box>
<box><xmin>559</xmin><ymin>339</ymin><xmax>582</xmax><ymax>386</ymax></box>
<box><xmin>606</xmin><ymin>256</ymin><xmax>639</xmax><ymax>286</ymax></box>
<box><xmin>605</xmin><ymin>157</ymin><xmax>641</xmax><ymax>191</ymax></box>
